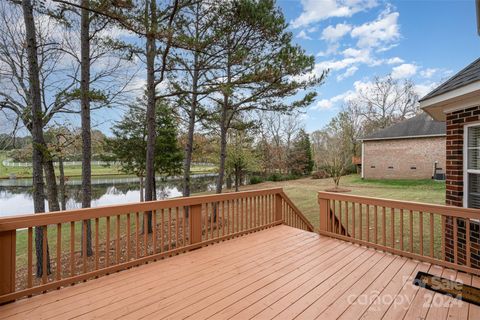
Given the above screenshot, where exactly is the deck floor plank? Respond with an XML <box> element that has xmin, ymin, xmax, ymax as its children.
<box><xmin>0</xmin><ymin>225</ymin><xmax>477</xmax><ymax>320</ymax></box>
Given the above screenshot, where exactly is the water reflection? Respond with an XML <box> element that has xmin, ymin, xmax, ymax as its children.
<box><xmin>0</xmin><ymin>175</ymin><xmax>217</xmax><ymax>217</ymax></box>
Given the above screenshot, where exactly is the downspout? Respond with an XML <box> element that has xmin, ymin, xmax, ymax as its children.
<box><xmin>361</xmin><ymin>141</ymin><xmax>365</xmax><ymax>179</ymax></box>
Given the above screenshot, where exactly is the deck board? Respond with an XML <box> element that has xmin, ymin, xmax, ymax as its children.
<box><xmin>0</xmin><ymin>225</ymin><xmax>477</xmax><ymax>320</ymax></box>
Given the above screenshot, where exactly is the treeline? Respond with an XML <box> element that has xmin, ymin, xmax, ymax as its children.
<box><xmin>1</xmin><ymin>0</ymin><xmax>323</xmax><ymax>276</ymax></box>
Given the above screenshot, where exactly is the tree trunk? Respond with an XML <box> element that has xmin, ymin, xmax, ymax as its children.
<box><xmin>216</xmin><ymin>120</ymin><xmax>227</xmax><ymax>194</ymax></box>
<box><xmin>59</xmin><ymin>157</ymin><xmax>66</xmax><ymax>210</ymax></box>
<box><xmin>21</xmin><ymin>0</ymin><xmax>50</xmax><ymax>277</ymax></box>
<box><xmin>139</xmin><ymin>175</ymin><xmax>144</xmax><ymax>202</ymax></box>
<box><xmin>145</xmin><ymin>0</ymin><xmax>156</xmax><ymax>203</ymax></box>
<box><xmin>80</xmin><ymin>0</ymin><xmax>93</xmax><ymax>256</ymax></box>
<box><xmin>234</xmin><ymin>166</ymin><xmax>240</xmax><ymax>192</ymax></box>
<box><xmin>43</xmin><ymin>158</ymin><xmax>60</xmax><ymax>212</ymax></box>
<box><xmin>182</xmin><ymin>54</ymin><xmax>199</xmax><ymax>198</ymax></box>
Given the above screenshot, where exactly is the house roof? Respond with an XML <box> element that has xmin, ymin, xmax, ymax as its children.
<box><xmin>361</xmin><ymin>113</ymin><xmax>445</xmax><ymax>141</ymax></box>
<box><xmin>419</xmin><ymin>57</ymin><xmax>480</xmax><ymax>102</ymax></box>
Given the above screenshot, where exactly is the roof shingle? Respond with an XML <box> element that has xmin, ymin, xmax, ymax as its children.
<box><xmin>419</xmin><ymin>57</ymin><xmax>480</xmax><ymax>101</ymax></box>
<box><xmin>361</xmin><ymin>113</ymin><xmax>445</xmax><ymax>141</ymax></box>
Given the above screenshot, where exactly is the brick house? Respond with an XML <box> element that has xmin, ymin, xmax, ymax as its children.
<box><xmin>421</xmin><ymin>57</ymin><xmax>480</xmax><ymax>267</ymax></box>
<box><xmin>360</xmin><ymin>113</ymin><xmax>446</xmax><ymax>180</ymax></box>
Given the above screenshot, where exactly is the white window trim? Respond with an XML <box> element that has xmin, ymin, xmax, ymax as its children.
<box><xmin>463</xmin><ymin>122</ymin><xmax>480</xmax><ymax>208</ymax></box>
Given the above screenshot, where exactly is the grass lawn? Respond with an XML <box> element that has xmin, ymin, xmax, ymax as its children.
<box><xmin>0</xmin><ymin>152</ymin><xmax>216</xmax><ymax>179</ymax></box>
<box><xmin>235</xmin><ymin>174</ymin><xmax>445</xmax><ymax>230</ymax></box>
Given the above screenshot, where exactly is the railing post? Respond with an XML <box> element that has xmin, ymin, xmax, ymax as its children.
<box><xmin>189</xmin><ymin>204</ymin><xmax>202</xmax><ymax>244</ymax></box>
<box><xmin>0</xmin><ymin>230</ymin><xmax>16</xmax><ymax>299</ymax></box>
<box><xmin>318</xmin><ymin>194</ymin><xmax>330</xmax><ymax>233</ymax></box>
<box><xmin>275</xmin><ymin>194</ymin><xmax>283</xmax><ymax>222</ymax></box>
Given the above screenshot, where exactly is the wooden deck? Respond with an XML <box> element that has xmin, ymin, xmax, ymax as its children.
<box><xmin>1</xmin><ymin>225</ymin><xmax>479</xmax><ymax>320</ymax></box>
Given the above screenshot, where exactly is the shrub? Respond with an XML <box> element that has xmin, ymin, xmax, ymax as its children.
<box><xmin>311</xmin><ymin>170</ymin><xmax>330</xmax><ymax>179</ymax></box>
<box><xmin>249</xmin><ymin>176</ymin><xmax>264</xmax><ymax>184</ymax></box>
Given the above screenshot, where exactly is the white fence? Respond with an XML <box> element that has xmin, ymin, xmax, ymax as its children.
<box><xmin>2</xmin><ymin>160</ymin><xmax>116</xmax><ymax>167</ymax></box>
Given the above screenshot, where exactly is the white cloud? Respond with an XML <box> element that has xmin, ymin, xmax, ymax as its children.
<box><xmin>321</xmin><ymin>23</ymin><xmax>352</xmax><ymax>42</ymax></box>
<box><xmin>297</xmin><ymin>30</ymin><xmax>312</xmax><ymax>40</ymax></box>
<box><xmin>312</xmin><ymin>91</ymin><xmax>355</xmax><ymax>110</ymax></box>
<box><xmin>291</xmin><ymin>0</ymin><xmax>378</xmax><ymax>28</ymax></box>
<box><xmin>350</xmin><ymin>10</ymin><xmax>400</xmax><ymax>49</ymax></box>
<box><xmin>391</xmin><ymin>63</ymin><xmax>417</xmax><ymax>79</ymax></box>
<box><xmin>414</xmin><ymin>82</ymin><xmax>437</xmax><ymax>98</ymax></box>
<box><xmin>316</xmin><ymin>43</ymin><xmax>340</xmax><ymax>57</ymax></box>
<box><xmin>387</xmin><ymin>57</ymin><xmax>404</xmax><ymax>64</ymax></box>
<box><xmin>337</xmin><ymin>66</ymin><xmax>359</xmax><ymax>81</ymax></box>
<box><xmin>420</xmin><ymin>68</ymin><xmax>438</xmax><ymax>78</ymax></box>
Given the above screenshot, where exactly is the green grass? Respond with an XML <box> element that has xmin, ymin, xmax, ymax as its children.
<box><xmin>0</xmin><ymin>151</ymin><xmax>216</xmax><ymax>179</ymax></box>
<box><xmin>236</xmin><ymin>174</ymin><xmax>445</xmax><ymax>229</ymax></box>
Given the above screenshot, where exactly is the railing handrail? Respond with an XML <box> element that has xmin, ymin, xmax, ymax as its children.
<box><xmin>0</xmin><ymin>188</ymin><xmax>284</xmax><ymax>231</ymax></box>
<box><xmin>280</xmin><ymin>191</ymin><xmax>314</xmax><ymax>232</ymax></box>
<box><xmin>317</xmin><ymin>191</ymin><xmax>480</xmax><ymax>276</ymax></box>
<box><xmin>318</xmin><ymin>191</ymin><xmax>480</xmax><ymax>219</ymax></box>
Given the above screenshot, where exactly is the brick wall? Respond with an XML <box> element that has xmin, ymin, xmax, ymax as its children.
<box><xmin>363</xmin><ymin>136</ymin><xmax>446</xmax><ymax>179</ymax></box>
<box><xmin>445</xmin><ymin>105</ymin><xmax>480</xmax><ymax>268</ymax></box>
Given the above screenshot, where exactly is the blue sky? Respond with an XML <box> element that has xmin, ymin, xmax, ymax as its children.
<box><xmin>277</xmin><ymin>0</ymin><xmax>480</xmax><ymax>132</ymax></box>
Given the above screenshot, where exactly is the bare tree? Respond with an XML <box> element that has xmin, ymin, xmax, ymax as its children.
<box><xmin>356</xmin><ymin>75</ymin><xmax>419</xmax><ymax>134</ymax></box>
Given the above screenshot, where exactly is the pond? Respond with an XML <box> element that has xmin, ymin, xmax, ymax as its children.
<box><xmin>0</xmin><ymin>174</ymin><xmax>217</xmax><ymax>217</ymax></box>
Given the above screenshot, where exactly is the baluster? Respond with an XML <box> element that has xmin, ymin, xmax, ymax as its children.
<box><xmin>339</xmin><ymin>201</ymin><xmax>343</xmax><ymax>234</ymax></box>
<box><xmin>419</xmin><ymin>211</ymin><xmax>424</xmax><ymax>256</ymax></box>
<box><xmin>359</xmin><ymin>204</ymin><xmax>362</xmax><ymax>240</ymax></box>
<box><xmin>374</xmin><ymin>206</ymin><xmax>378</xmax><ymax>243</ymax></box>
<box><xmin>70</xmin><ymin>221</ymin><xmax>75</xmax><ymax>276</ymax></box>
<box><xmin>441</xmin><ymin>215</ymin><xmax>445</xmax><ymax>260</ymax></box>
<box><xmin>366</xmin><ymin>204</ymin><xmax>369</xmax><ymax>242</ymax></box>
<box><xmin>95</xmin><ymin>218</ymin><xmax>100</xmax><ymax>269</ymax></box>
<box><xmin>28</xmin><ymin>227</ymin><xmax>33</xmax><ymax>288</ymax></box>
<box><xmin>217</xmin><ymin>201</ymin><xmax>221</xmax><ymax>238</ymax></box>
<box><xmin>240</xmin><ymin>198</ymin><xmax>244</xmax><ymax>231</ymax></box>
<box><xmin>222</xmin><ymin>201</ymin><xmax>226</xmax><ymax>236</ymax></box>
<box><xmin>382</xmin><ymin>207</ymin><xmax>386</xmax><ymax>246</ymax></box>
<box><xmin>210</xmin><ymin>203</ymin><xmax>214</xmax><ymax>239</ymax></box>
<box><xmin>352</xmin><ymin>202</ymin><xmax>356</xmax><ymax>238</ymax></box>
<box><xmin>161</xmin><ymin>209</ymin><xmax>165</xmax><ymax>252</ymax></box>
<box><xmin>176</xmin><ymin>207</ymin><xmax>179</xmax><ymax>247</ymax></box>
<box><xmin>345</xmin><ymin>202</ymin><xmax>349</xmax><ymax>236</ymax></box>
<box><xmin>42</xmin><ymin>226</ymin><xmax>48</xmax><ymax>284</ymax></box>
<box><xmin>168</xmin><ymin>208</ymin><xmax>172</xmax><ymax>250</ymax></box>
<box><xmin>390</xmin><ymin>208</ymin><xmax>395</xmax><ymax>248</ymax></box>
<box><xmin>116</xmin><ymin>215</ymin><xmax>121</xmax><ymax>263</ymax></box>
<box><xmin>429</xmin><ymin>213</ymin><xmax>434</xmax><ymax>258</ymax></box>
<box><xmin>144</xmin><ymin>212</ymin><xmax>148</xmax><ymax>256</ymax></box>
<box><xmin>466</xmin><ymin>218</ymin><xmax>471</xmax><ymax>267</ymax></box>
<box><xmin>56</xmin><ymin>223</ymin><xmax>61</xmax><ymax>281</ymax></box>
<box><xmin>135</xmin><ymin>212</ymin><xmax>139</xmax><ymax>259</ymax></box>
<box><xmin>453</xmin><ymin>217</ymin><xmax>458</xmax><ymax>264</ymax></box>
<box><xmin>409</xmin><ymin>210</ymin><xmax>413</xmax><ymax>252</ymax></box>
<box><xmin>106</xmin><ymin>216</ymin><xmax>111</xmax><ymax>265</ymax></box>
<box><xmin>182</xmin><ymin>207</ymin><xmax>186</xmax><ymax>247</ymax></box>
<box><xmin>82</xmin><ymin>221</ymin><xmax>87</xmax><ymax>274</ymax></box>
<box><xmin>399</xmin><ymin>209</ymin><xmax>404</xmax><ymax>251</ymax></box>
<box><xmin>153</xmin><ymin>210</ymin><xmax>157</xmax><ymax>253</ymax></box>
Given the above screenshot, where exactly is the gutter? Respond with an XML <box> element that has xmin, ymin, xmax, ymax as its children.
<box><xmin>359</xmin><ymin>133</ymin><xmax>446</xmax><ymax>142</ymax></box>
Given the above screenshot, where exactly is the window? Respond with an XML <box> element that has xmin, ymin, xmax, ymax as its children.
<box><xmin>466</xmin><ymin>125</ymin><xmax>480</xmax><ymax>208</ymax></box>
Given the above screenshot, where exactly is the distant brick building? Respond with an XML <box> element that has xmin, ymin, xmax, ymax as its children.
<box><xmin>421</xmin><ymin>57</ymin><xmax>480</xmax><ymax>268</ymax></box>
<box><xmin>360</xmin><ymin>113</ymin><xmax>446</xmax><ymax>180</ymax></box>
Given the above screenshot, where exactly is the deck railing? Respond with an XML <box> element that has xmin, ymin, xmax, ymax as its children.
<box><xmin>318</xmin><ymin>191</ymin><xmax>480</xmax><ymax>276</ymax></box>
<box><xmin>0</xmin><ymin>188</ymin><xmax>312</xmax><ymax>303</ymax></box>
